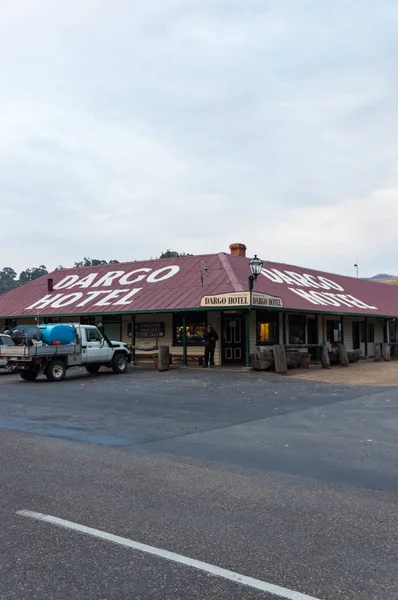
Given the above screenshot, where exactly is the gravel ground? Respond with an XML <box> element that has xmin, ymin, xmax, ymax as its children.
<box><xmin>286</xmin><ymin>359</ymin><xmax>398</xmax><ymax>386</ymax></box>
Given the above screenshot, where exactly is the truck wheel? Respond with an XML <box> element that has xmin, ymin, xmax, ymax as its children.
<box><xmin>86</xmin><ymin>365</ymin><xmax>100</xmax><ymax>374</ymax></box>
<box><xmin>46</xmin><ymin>360</ymin><xmax>66</xmax><ymax>382</ymax></box>
<box><xmin>112</xmin><ymin>353</ymin><xmax>128</xmax><ymax>374</ymax></box>
<box><xmin>20</xmin><ymin>370</ymin><xmax>38</xmax><ymax>381</ymax></box>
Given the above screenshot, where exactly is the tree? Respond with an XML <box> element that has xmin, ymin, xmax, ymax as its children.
<box><xmin>18</xmin><ymin>265</ymin><xmax>48</xmax><ymax>285</ymax></box>
<box><xmin>159</xmin><ymin>250</ymin><xmax>192</xmax><ymax>258</ymax></box>
<box><xmin>0</xmin><ymin>258</ymin><xmax>122</xmax><ymax>295</ymax></box>
<box><xmin>73</xmin><ymin>258</ymin><xmax>120</xmax><ymax>267</ymax></box>
<box><xmin>0</xmin><ymin>267</ymin><xmax>18</xmax><ymax>295</ymax></box>
<box><xmin>74</xmin><ymin>258</ymin><xmax>108</xmax><ymax>267</ymax></box>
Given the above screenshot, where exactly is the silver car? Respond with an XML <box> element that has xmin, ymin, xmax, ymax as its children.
<box><xmin>0</xmin><ymin>334</ymin><xmax>15</xmax><ymax>368</ymax></box>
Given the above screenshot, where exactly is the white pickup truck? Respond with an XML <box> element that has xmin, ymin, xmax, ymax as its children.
<box><xmin>0</xmin><ymin>333</ymin><xmax>15</xmax><ymax>369</ymax></box>
<box><xmin>0</xmin><ymin>324</ymin><xmax>131</xmax><ymax>382</ymax></box>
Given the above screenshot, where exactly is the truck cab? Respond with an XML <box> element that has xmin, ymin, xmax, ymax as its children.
<box><xmin>76</xmin><ymin>325</ymin><xmax>130</xmax><ymax>365</ymax></box>
<box><xmin>0</xmin><ymin>334</ymin><xmax>15</xmax><ymax>369</ymax></box>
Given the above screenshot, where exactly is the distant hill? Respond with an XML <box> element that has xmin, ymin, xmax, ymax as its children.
<box><xmin>362</xmin><ymin>273</ymin><xmax>398</xmax><ymax>284</ymax></box>
<box><xmin>365</xmin><ymin>273</ymin><xmax>398</xmax><ymax>286</ymax></box>
<box><xmin>369</xmin><ymin>273</ymin><xmax>394</xmax><ymax>280</ymax></box>
<box><xmin>373</xmin><ymin>277</ymin><xmax>398</xmax><ymax>286</ymax></box>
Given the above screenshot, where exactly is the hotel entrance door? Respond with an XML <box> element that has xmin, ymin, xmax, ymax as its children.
<box><xmin>222</xmin><ymin>314</ymin><xmax>245</xmax><ymax>364</ymax></box>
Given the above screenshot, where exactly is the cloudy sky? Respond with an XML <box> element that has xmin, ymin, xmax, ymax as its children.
<box><xmin>1</xmin><ymin>0</ymin><xmax>397</xmax><ymax>277</ymax></box>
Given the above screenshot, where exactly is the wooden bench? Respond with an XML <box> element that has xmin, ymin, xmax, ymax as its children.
<box><xmin>133</xmin><ymin>352</ymin><xmax>157</xmax><ymax>363</ymax></box>
<box><xmin>170</xmin><ymin>353</ymin><xmax>204</xmax><ymax>366</ymax></box>
<box><xmin>134</xmin><ymin>352</ymin><xmax>204</xmax><ymax>367</ymax></box>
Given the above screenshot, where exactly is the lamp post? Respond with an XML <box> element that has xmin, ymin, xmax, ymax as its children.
<box><xmin>248</xmin><ymin>255</ymin><xmax>263</xmax><ymax>291</ymax></box>
<box><xmin>354</xmin><ymin>263</ymin><xmax>359</xmax><ymax>278</ymax></box>
<box><xmin>245</xmin><ymin>254</ymin><xmax>263</xmax><ymax>368</ymax></box>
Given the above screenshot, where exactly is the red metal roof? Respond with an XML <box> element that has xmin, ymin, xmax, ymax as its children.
<box><xmin>0</xmin><ymin>252</ymin><xmax>397</xmax><ymax>318</ymax></box>
<box><xmin>228</xmin><ymin>255</ymin><xmax>398</xmax><ymax>317</ymax></box>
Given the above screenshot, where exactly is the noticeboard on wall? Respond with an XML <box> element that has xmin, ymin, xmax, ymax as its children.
<box><xmin>135</xmin><ymin>322</ymin><xmax>165</xmax><ymax>338</ymax></box>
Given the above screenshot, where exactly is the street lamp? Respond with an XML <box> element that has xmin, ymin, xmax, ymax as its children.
<box><xmin>248</xmin><ymin>254</ymin><xmax>263</xmax><ymax>291</ymax></box>
<box><xmin>354</xmin><ymin>263</ymin><xmax>359</xmax><ymax>278</ymax></box>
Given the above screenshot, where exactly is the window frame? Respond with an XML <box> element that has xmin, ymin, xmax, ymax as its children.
<box><xmin>326</xmin><ymin>319</ymin><xmax>341</xmax><ymax>344</ymax></box>
<box><xmin>81</xmin><ymin>316</ymin><xmax>96</xmax><ymax>326</ymax></box>
<box><xmin>359</xmin><ymin>322</ymin><xmax>365</xmax><ymax>344</ymax></box>
<box><xmin>256</xmin><ymin>310</ymin><xmax>280</xmax><ymax>345</ymax></box>
<box><xmin>86</xmin><ymin>328</ymin><xmax>103</xmax><ymax>343</ymax></box>
<box><xmin>289</xmin><ymin>314</ymin><xmax>307</xmax><ymax>345</ymax></box>
<box><xmin>173</xmin><ymin>312</ymin><xmax>207</xmax><ymax>346</ymax></box>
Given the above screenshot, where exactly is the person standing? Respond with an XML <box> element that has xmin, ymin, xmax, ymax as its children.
<box><xmin>203</xmin><ymin>324</ymin><xmax>219</xmax><ymax>367</ymax></box>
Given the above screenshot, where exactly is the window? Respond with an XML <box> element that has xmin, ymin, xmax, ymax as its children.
<box><xmin>354</xmin><ymin>322</ymin><xmax>374</xmax><ymax>343</ymax></box>
<box><xmin>307</xmin><ymin>317</ymin><xmax>317</xmax><ymax>344</ymax></box>
<box><xmin>101</xmin><ymin>314</ymin><xmax>121</xmax><ymax>322</ymax></box>
<box><xmin>81</xmin><ymin>316</ymin><xmax>96</xmax><ymax>325</ymax></box>
<box><xmin>0</xmin><ymin>336</ymin><xmax>14</xmax><ymax>346</ymax></box>
<box><xmin>256</xmin><ymin>311</ymin><xmax>279</xmax><ymax>345</ymax></box>
<box><xmin>5</xmin><ymin>319</ymin><xmax>17</xmax><ymax>328</ymax></box>
<box><xmin>326</xmin><ymin>319</ymin><xmax>341</xmax><ymax>344</ymax></box>
<box><xmin>353</xmin><ymin>321</ymin><xmax>365</xmax><ymax>349</ymax></box>
<box><xmin>86</xmin><ymin>328</ymin><xmax>102</xmax><ymax>342</ymax></box>
<box><xmin>289</xmin><ymin>314</ymin><xmax>306</xmax><ymax>344</ymax></box>
<box><xmin>174</xmin><ymin>312</ymin><xmax>206</xmax><ymax>346</ymax></box>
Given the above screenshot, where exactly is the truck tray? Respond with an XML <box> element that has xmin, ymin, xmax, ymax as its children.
<box><xmin>0</xmin><ymin>344</ymin><xmax>81</xmax><ymax>361</ymax></box>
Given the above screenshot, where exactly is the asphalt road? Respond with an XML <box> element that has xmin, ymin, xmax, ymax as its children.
<box><xmin>1</xmin><ymin>367</ymin><xmax>398</xmax><ymax>600</ymax></box>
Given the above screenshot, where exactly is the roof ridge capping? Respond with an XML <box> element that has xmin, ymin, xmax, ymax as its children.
<box><xmin>218</xmin><ymin>252</ymin><xmax>245</xmax><ymax>292</ymax></box>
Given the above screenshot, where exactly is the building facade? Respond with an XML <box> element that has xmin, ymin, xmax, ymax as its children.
<box><xmin>0</xmin><ymin>243</ymin><xmax>396</xmax><ymax>365</ymax></box>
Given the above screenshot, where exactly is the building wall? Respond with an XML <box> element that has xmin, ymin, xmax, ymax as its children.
<box><xmin>0</xmin><ymin>311</ymin><xmax>387</xmax><ymax>365</ymax></box>
<box><xmin>123</xmin><ymin>312</ymin><xmax>222</xmax><ymax>365</ymax></box>
<box><xmin>249</xmin><ymin>312</ymin><xmax>386</xmax><ymax>359</ymax></box>
<box><xmin>342</xmin><ymin>317</ymin><xmax>354</xmax><ymax>352</ymax></box>
<box><xmin>371</xmin><ymin>318</ymin><xmax>384</xmax><ymax>357</ymax></box>
<box><xmin>343</xmin><ymin>316</ymin><xmax>384</xmax><ymax>357</ymax></box>
<box><xmin>129</xmin><ymin>314</ymin><xmax>174</xmax><ymax>362</ymax></box>
<box><xmin>208</xmin><ymin>311</ymin><xmax>221</xmax><ymax>365</ymax></box>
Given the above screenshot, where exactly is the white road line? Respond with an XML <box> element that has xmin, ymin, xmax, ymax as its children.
<box><xmin>17</xmin><ymin>510</ymin><xmax>322</xmax><ymax>600</ymax></box>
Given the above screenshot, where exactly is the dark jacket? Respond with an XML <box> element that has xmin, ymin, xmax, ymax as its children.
<box><xmin>203</xmin><ymin>329</ymin><xmax>219</xmax><ymax>349</ymax></box>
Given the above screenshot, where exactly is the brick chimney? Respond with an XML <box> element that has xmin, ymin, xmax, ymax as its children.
<box><xmin>229</xmin><ymin>243</ymin><xmax>247</xmax><ymax>257</ymax></box>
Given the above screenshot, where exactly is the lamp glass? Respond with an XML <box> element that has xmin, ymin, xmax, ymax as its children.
<box><xmin>249</xmin><ymin>254</ymin><xmax>263</xmax><ymax>276</ymax></box>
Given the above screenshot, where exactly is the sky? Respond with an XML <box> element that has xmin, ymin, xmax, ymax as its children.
<box><xmin>1</xmin><ymin>0</ymin><xmax>397</xmax><ymax>278</ymax></box>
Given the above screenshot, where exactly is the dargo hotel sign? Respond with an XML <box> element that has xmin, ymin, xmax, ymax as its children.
<box><xmin>25</xmin><ymin>266</ymin><xmax>180</xmax><ymax>311</ymax></box>
<box><xmin>200</xmin><ymin>292</ymin><xmax>284</xmax><ymax>308</ymax></box>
